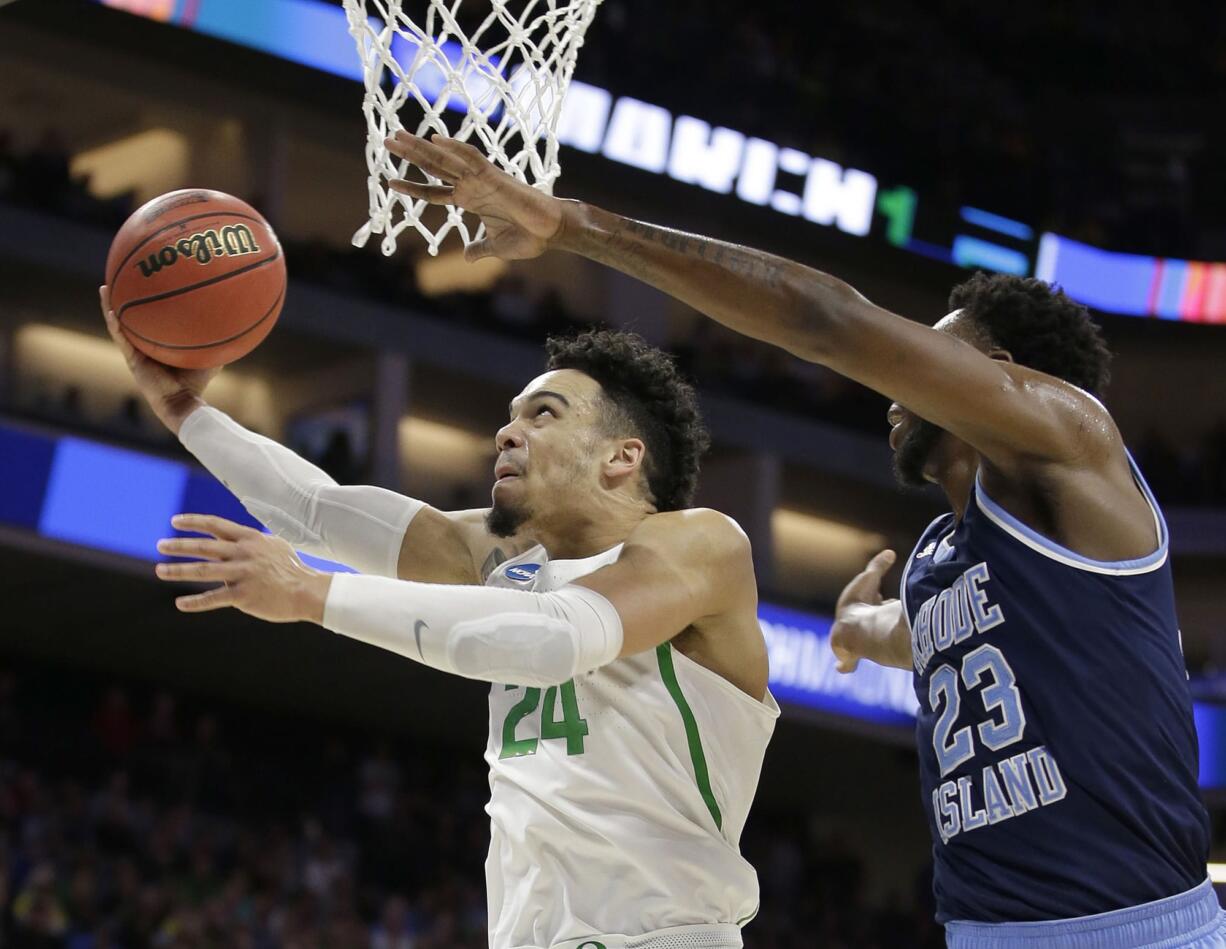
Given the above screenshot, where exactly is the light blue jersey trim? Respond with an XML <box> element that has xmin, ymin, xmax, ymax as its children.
<box><xmin>973</xmin><ymin>454</ymin><xmax>1168</xmax><ymax>577</ymax></box>
<box><xmin>944</xmin><ymin>877</ymin><xmax>1225</xmax><ymax>948</ymax></box>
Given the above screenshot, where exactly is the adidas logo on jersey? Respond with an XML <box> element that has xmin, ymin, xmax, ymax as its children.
<box><xmin>916</xmin><ymin>541</ymin><xmax>937</xmax><ymax>559</ymax></box>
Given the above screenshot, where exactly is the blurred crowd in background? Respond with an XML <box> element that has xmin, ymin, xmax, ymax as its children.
<box><xmin>0</xmin><ymin>130</ymin><xmax>130</xmax><ymax>232</ymax></box>
<box><xmin>0</xmin><ymin>662</ymin><xmax>947</xmax><ymax>949</ymax></box>
<box><xmin>3</xmin><ymin>128</ymin><xmax>1226</xmax><ymax>509</ymax></box>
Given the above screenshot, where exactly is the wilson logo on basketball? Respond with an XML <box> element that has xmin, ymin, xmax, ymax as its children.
<box><xmin>136</xmin><ymin>225</ymin><xmax>263</xmax><ymax>278</ymax></box>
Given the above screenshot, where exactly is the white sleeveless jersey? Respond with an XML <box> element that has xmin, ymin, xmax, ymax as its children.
<box><xmin>482</xmin><ymin>543</ymin><xmax>780</xmax><ymax>949</ymax></box>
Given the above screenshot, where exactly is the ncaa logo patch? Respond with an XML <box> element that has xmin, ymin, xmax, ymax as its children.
<box><xmin>505</xmin><ymin>563</ymin><xmax>542</xmax><ymax>583</ymax></box>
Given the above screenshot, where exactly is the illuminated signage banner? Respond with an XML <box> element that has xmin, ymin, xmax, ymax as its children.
<box><xmin>0</xmin><ymin>419</ymin><xmax>348</xmax><ymax>572</ymax></box>
<box><xmin>1196</xmin><ymin>704</ymin><xmax>1226</xmax><ymax>791</ymax></box>
<box><xmin>0</xmin><ymin>418</ymin><xmax>915</xmax><ymax>726</ymax></box>
<box><xmin>1037</xmin><ymin>234</ymin><xmax>1226</xmax><ymax>323</ymax></box>
<box><xmin>5</xmin><ymin>417</ymin><xmax>1226</xmax><ymax>788</ymax></box>
<box><xmin>94</xmin><ymin>0</ymin><xmax>1226</xmax><ymax>325</ymax></box>
<box><xmin>759</xmin><ymin>602</ymin><xmax>919</xmax><ymax>727</ymax></box>
<box><xmin>96</xmin><ymin>0</ymin><xmax>368</xmax><ymax>80</ymax></box>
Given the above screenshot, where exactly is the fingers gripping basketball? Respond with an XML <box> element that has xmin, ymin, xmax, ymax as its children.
<box><xmin>105</xmin><ymin>189</ymin><xmax>286</xmax><ymax>369</ymax></box>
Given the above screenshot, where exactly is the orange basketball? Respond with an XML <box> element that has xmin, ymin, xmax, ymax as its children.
<box><xmin>105</xmin><ymin>189</ymin><xmax>286</xmax><ymax>369</ymax></box>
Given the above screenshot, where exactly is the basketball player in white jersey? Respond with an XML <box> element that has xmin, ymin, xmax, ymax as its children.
<box><xmin>98</xmin><ymin>288</ymin><xmax>778</xmax><ymax>949</ymax></box>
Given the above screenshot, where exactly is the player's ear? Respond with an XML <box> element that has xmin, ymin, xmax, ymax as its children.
<box><xmin>603</xmin><ymin>438</ymin><xmax>646</xmax><ymax>482</ymax></box>
<box><xmin>988</xmin><ymin>347</ymin><xmax>1015</xmax><ymax>364</ymax></box>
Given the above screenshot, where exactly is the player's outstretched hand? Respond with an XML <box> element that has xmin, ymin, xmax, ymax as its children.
<box><xmin>830</xmin><ymin>549</ymin><xmax>910</xmax><ymax>673</ymax></box>
<box><xmin>383</xmin><ymin>131</ymin><xmax>564</xmax><ymax>262</ymax></box>
<box><xmin>100</xmin><ymin>285</ymin><xmax>220</xmax><ymax>435</ymax></box>
<box><xmin>155</xmin><ymin>514</ymin><xmax>331</xmax><ymax>624</ymax></box>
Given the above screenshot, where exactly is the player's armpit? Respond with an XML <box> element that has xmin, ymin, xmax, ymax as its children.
<box><xmin>573</xmin><ymin>508</ymin><xmax>755</xmax><ymax>657</ymax></box>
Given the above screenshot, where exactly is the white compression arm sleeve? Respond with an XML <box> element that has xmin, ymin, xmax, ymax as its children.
<box><xmin>178</xmin><ymin>406</ymin><xmax>422</xmax><ymax>577</ymax></box>
<box><xmin>322</xmin><ymin>573</ymin><xmax>625</xmax><ymax>687</ymax></box>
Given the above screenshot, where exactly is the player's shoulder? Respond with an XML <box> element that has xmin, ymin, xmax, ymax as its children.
<box><xmin>639</xmin><ymin>506</ymin><xmax>747</xmax><ymax>536</ymax></box>
<box><xmin>630</xmin><ymin>508</ymin><xmax>752</xmax><ymax>562</ymax></box>
<box><xmin>1007</xmin><ymin>360</ymin><xmax>1103</xmax><ymax>414</ymax></box>
<box><xmin>1007</xmin><ymin>363</ymin><xmax>1122</xmax><ymax>460</ymax></box>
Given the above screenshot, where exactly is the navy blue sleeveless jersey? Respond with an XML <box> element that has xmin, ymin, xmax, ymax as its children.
<box><xmin>902</xmin><ymin>460</ymin><xmax>1209</xmax><ymax>923</ymax></box>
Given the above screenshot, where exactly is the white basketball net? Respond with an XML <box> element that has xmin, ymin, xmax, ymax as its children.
<box><xmin>343</xmin><ymin>0</ymin><xmax>602</xmax><ymax>256</ymax></box>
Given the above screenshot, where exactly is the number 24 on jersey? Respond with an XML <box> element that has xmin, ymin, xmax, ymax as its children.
<box><xmin>500</xmin><ymin>681</ymin><xmax>589</xmax><ymax>759</ymax></box>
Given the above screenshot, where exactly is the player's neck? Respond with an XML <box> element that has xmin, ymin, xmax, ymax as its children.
<box><xmin>530</xmin><ymin>492</ymin><xmax>651</xmax><ymax>561</ymax></box>
<box><xmin>931</xmin><ymin>444</ymin><xmax>979</xmax><ymax>520</ymax></box>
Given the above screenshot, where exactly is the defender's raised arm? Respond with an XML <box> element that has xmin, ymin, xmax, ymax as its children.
<box><xmin>387</xmin><ymin>133</ymin><xmax>1109</xmax><ymax>475</ymax></box>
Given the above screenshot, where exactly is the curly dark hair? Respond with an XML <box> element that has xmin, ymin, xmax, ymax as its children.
<box><xmin>545</xmin><ymin>330</ymin><xmax>710</xmax><ymax>512</ymax></box>
<box><xmin>949</xmin><ymin>273</ymin><xmax>1113</xmax><ymax>396</ymax></box>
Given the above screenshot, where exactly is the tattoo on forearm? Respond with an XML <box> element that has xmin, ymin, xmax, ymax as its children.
<box><xmin>481</xmin><ymin>547</ymin><xmax>508</xmax><ymax>582</ymax></box>
<box><xmin>565</xmin><ymin>205</ymin><xmax>850</xmax><ymax>349</ymax></box>
<box><xmin>594</xmin><ymin>218</ymin><xmax>787</xmax><ymax>290</ymax></box>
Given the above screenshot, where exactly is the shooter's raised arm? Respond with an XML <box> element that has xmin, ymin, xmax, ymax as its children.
<box><xmin>387</xmin><ymin>132</ymin><xmax>1109</xmax><ymax>475</ymax></box>
<box><xmin>100</xmin><ymin>284</ymin><xmax>508</xmax><ymax>585</ymax></box>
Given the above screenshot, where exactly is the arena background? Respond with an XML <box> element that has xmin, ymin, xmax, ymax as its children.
<box><xmin>0</xmin><ymin>1</ymin><xmax>1224</xmax><ymax>946</ymax></box>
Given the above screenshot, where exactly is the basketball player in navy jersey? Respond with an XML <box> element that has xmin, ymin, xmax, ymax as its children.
<box><xmin>384</xmin><ymin>130</ymin><xmax>1224</xmax><ymax>946</ymax></box>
